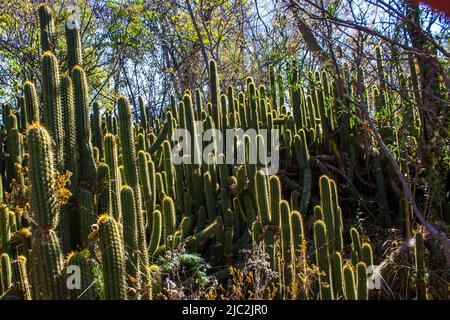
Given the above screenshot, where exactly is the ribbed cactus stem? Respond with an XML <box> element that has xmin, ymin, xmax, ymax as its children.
<box><xmin>162</xmin><ymin>140</ymin><xmax>175</xmax><ymax>199</ymax></box>
<box><xmin>72</xmin><ymin>66</ymin><xmax>97</xmax><ymax>187</ymax></box>
<box><xmin>137</xmin><ymin>150</ymin><xmax>153</xmax><ymax>217</ymax></box>
<box><xmin>32</xmin><ymin>230</ymin><xmax>65</xmax><ymax>299</ymax></box>
<box><xmin>313</xmin><ymin>220</ymin><xmax>333</xmax><ymax>300</ymax></box>
<box><xmin>1</xmin><ymin>253</ymin><xmax>12</xmax><ymax>294</ymax></box>
<box><xmin>38</xmin><ymin>4</ymin><xmax>54</xmax><ymax>52</ymax></box>
<box><xmin>209</xmin><ymin>60</ymin><xmax>221</xmax><ymax>131</ymax></box>
<box><xmin>60</xmin><ymin>76</ymin><xmax>78</xmax><ymax>196</ymax></box>
<box><xmin>350</xmin><ymin>228</ymin><xmax>362</xmax><ymax>261</ymax></box>
<box><xmin>27</xmin><ymin>125</ymin><xmax>59</xmax><ymax>229</ymax></box>
<box><xmin>96</xmin><ymin>163</ymin><xmax>112</xmax><ymax>215</ymax></box>
<box><xmin>162</xmin><ymin>196</ymin><xmax>176</xmax><ymax>249</ymax></box>
<box><xmin>0</xmin><ymin>206</ymin><xmax>9</xmax><ymax>254</ymax></box>
<box><xmin>97</xmin><ymin>214</ymin><xmax>126</xmax><ymax>300</ymax></box>
<box><xmin>361</xmin><ymin>242</ymin><xmax>373</xmax><ymax>268</ymax></box>
<box><xmin>79</xmin><ymin>189</ymin><xmax>95</xmax><ymax>247</ymax></box>
<box><xmin>356</xmin><ymin>262</ymin><xmax>368</xmax><ymax>300</ymax></box>
<box><xmin>255</xmin><ymin>170</ymin><xmax>271</xmax><ymax>226</ymax></box>
<box><xmin>269</xmin><ymin>176</ymin><xmax>281</xmax><ymax>227</ymax></box>
<box><xmin>319</xmin><ymin>175</ymin><xmax>335</xmax><ymax>255</ymax></box>
<box><xmin>41</xmin><ymin>52</ymin><xmax>64</xmax><ymax>170</ymax></box>
<box><xmin>279</xmin><ymin>200</ymin><xmax>293</xmax><ymax>295</ymax></box>
<box><xmin>117</xmin><ymin>96</ymin><xmax>148</xmax><ymax>268</ymax></box>
<box><xmin>92</xmin><ymin>102</ymin><xmax>104</xmax><ymax>160</ymax></box>
<box><xmin>120</xmin><ymin>186</ymin><xmax>139</xmax><ymax>281</ymax></box>
<box><xmin>23</xmin><ymin>81</ymin><xmax>40</xmax><ymax>124</ymax></box>
<box><xmin>104</xmin><ymin>134</ymin><xmax>122</xmax><ymax>223</ymax></box>
<box><xmin>343</xmin><ymin>263</ymin><xmax>357</xmax><ymax>300</ymax></box>
<box><xmin>148</xmin><ymin>210</ymin><xmax>162</xmax><ymax>256</ymax></box>
<box><xmin>138</xmin><ymin>95</ymin><xmax>148</xmax><ymax>131</ymax></box>
<box><xmin>332</xmin><ymin>251</ymin><xmax>344</xmax><ymax>299</ymax></box>
<box><xmin>12</xmin><ymin>256</ymin><xmax>32</xmax><ymax>300</ymax></box>
<box><xmin>65</xmin><ymin>23</ymin><xmax>83</xmax><ymax>70</ymax></box>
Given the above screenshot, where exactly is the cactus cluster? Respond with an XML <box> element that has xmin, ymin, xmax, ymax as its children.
<box><xmin>0</xmin><ymin>4</ymin><xmax>435</xmax><ymax>301</ymax></box>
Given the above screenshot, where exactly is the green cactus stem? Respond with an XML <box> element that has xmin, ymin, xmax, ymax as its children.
<box><xmin>97</xmin><ymin>214</ymin><xmax>127</xmax><ymax>300</ymax></box>
<box><xmin>313</xmin><ymin>220</ymin><xmax>333</xmax><ymax>300</ymax></box>
<box><xmin>12</xmin><ymin>255</ymin><xmax>32</xmax><ymax>300</ymax></box>
<box><xmin>356</xmin><ymin>262</ymin><xmax>368</xmax><ymax>300</ymax></box>
<box><xmin>148</xmin><ymin>210</ymin><xmax>162</xmax><ymax>256</ymax></box>
<box><xmin>38</xmin><ymin>4</ymin><xmax>55</xmax><ymax>52</ymax></box>
<box><xmin>343</xmin><ymin>263</ymin><xmax>357</xmax><ymax>300</ymax></box>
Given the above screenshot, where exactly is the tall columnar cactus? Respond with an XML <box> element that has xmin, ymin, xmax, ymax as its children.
<box><xmin>38</xmin><ymin>4</ymin><xmax>54</xmax><ymax>52</ymax></box>
<box><xmin>356</xmin><ymin>262</ymin><xmax>368</xmax><ymax>300</ymax></box>
<box><xmin>162</xmin><ymin>140</ymin><xmax>175</xmax><ymax>199</ymax></box>
<box><xmin>117</xmin><ymin>96</ymin><xmax>147</xmax><ymax>268</ymax></box>
<box><xmin>96</xmin><ymin>163</ymin><xmax>112</xmax><ymax>215</ymax></box>
<box><xmin>120</xmin><ymin>186</ymin><xmax>139</xmax><ymax>282</ymax></box>
<box><xmin>330</xmin><ymin>180</ymin><xmax>343</xmax><ymax>252</ymax></box>
<box><xmin>72</xmin><ymin>65</ymin><xmax>97</xmax><ymax>187</ymax></box>
<box><xmin>332</xmin><ymin>251</ymin><xmax>344</xmax><ymax>299</ymax></box>
<box><xmin>148</xmin><ymin>209</ymin><xmax>162</xmax><ymax>256</ymax></box>
<box><xmin>79</xmin><ymin>189</ymin><xmax>95</xmax><ymax>247</ymax></box>
<box><xmin>137</xmin><ymin>150</ymin><xmax>153</xmax><ymax>218</ymax></box>
<box><xmin>269</xmin><ymin>176</ymin><xmax>281</xmax><ymax>227</ymax></box>
<box><xmin>18</xmin><ymin>96</ymin><xmax>27</xmax><ymax>132</ymax></box>
<box><xmin>32</xmin><ymin>230</ymin><xmax>65</xmax><ymax>299</ymax></box>
<box><xmin>350</xmin><ymin>228</ymin><xmax>362</xmax><ymax>261</ymax></box>
<box><xmin>343</xmin><ymin>263</ymin><xmax>357</xmax><ymax>300</ymax></box>
<box><xmin>60</xmin><ymin>76</ymin><xmax>78</xmax><ymax>196</ymax></box>
<box><xmin>1</xmin><ymin>253</ymin><xmax>12</xmax><ymax>294</ymax></box>
<box><xmin>23</xmin><ymin>81</ymin><xmax>39</xmax><ymax>124</ymax></box>
<box><xmin>92</xmin><ymin>102</ymin><xmax>104</xmax><ymax>160</ymax></box>
<box><xmin>319</xmin><ymin>175</ymin><xmax>335</xmax><ymax>255</ymax></box>
<box><xmin>27</xmin><ymin>125</ymin><xmax>59</xmax><ymax>229</ymax></box>
<box><xmin>361</xmin><ymin>242</ymin><xmax>373</xmax><ymax>268</ymax></box>
<box><xmin>313</xmin><ymin>220</ymin><xmax>333</xmax><ymax>300</ymax></box>
<box><xmin>138</xmin><ymin>95</ymin><xmax>148</xmax><ymax>132</ymax></box>
<box><xmin>42</xmin><ymin>52</ymin><xmax>64</xmax><ymax>170</ymax></box>
<box><xmin>7</xmin><ymin>127</ymin><xmax>23</xmax><ymax>184</ymax></box>
<box><xmin>0</xmin><ymin>205</ymin><xmax>9</xmax><ymax>254</ymax></box>
<box><xmin>279</xmin><ymin>200</ymin><xmax>293</xmax><ymax>296</ymax></box>
<box><xmin>104</xmin><ymin>134</ymin><xmax>122</xmax><ymax>223</ymax></box>
<box><xmin>12</xmin><ymin>256</ymin><xmax>32</xmax><ymax>300</ymax></box>
<box><xmin>255</xmin><ymin>170</ymin><xmax>271</xmax><ymax>226</ymax></box>
<box><xmin>97</xmin><ymin>214</ymin><xmax>127</xmax><ymax>300</ymax></box>
<box><xmin>27</xmin><ymin>125</ymin><xmax>65</xmax><ymax>299</ymax></box>
<box><xmin>162</xmin><ymin>196</ymin><xmax>176</xmax><ymax>249</ymax></box>
<box><xmin>415</xmin><ymin>231</ymin><xmax>426</xmax><ymax>300</ymax></box>
<box><xmin>209</xmin><ymin>60</ymin><xmax>221</xmax><ymax>131</ymax></box>
<box><xmin>65</xmin><ymin>23</ymin><xmax>83</xmax><ymax>70</ymax></box>
<box><xmin>290</xmin><ymin>210</ymin><xmax>305</xmax><ymax>266</ymax></box>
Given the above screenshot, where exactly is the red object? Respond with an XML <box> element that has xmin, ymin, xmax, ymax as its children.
<box><xmin>406</xmin><ymin>0</ymin><xmax>450</xmax><ymax>16</ymax></box>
